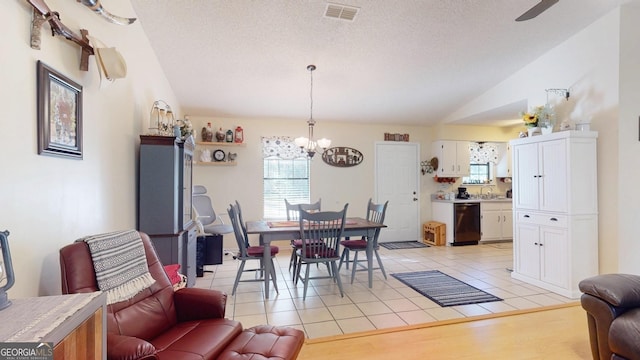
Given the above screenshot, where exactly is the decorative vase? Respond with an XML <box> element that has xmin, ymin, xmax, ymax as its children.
<box><xmin>541</xmin><ymin>126</ymin><xmax>553</xmax><ymax>135</ymax></box>
<box><xmin>215</xmin><ymin>128</ymin><xmax>226</xmax><ymax>142</ymax></box>
<box><xmin>527</xmin><ymin>126</ymin><xmax>538</xmax><ymax>137</ymax></box>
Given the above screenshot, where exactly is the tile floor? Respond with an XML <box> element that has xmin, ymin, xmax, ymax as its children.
<box><xmin>193</xmin><ymin>241</ymin><xmax>575</xmax><ymax>339</ymax></box>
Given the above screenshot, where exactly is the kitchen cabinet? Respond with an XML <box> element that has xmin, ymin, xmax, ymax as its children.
<box><xmin>481</xmin><ymin>201</ymin><xmax>513</xmax><ymax>241</ymax></box>
<box><xmin>138</xmin><ymin>135</ymin><xmax>197</xmax><ymax>286</ymax></box>
<box><xmin>514</xmin><ymin>214</ymin><xmax>569</xmax><ymax>289</ymax></box>
<box><xmin>432</xmin><ymin>140</ymin><xmax>470</xmax><ymax>177</ymax></box>
<box><xmin>510</xmin><ymin>131</ymin><xmax>598</xmax><ymax>298</ymax></box>
<box><xmin>495</xmin><ymin>142</ymin><xmax>512</xmax><ymax>178</ymax></box>
<box><xmin>431</xmin><ymin>201</ymin><xmax>454</xmax><ymax>244</ymax></box>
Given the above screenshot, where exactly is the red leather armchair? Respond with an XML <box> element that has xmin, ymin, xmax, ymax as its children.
<box><xmin>59</xmin><ymin>231</ymin><xmax>304</xmax><ymax>360</ymax></box>
<box><xmin>579</xmin><ymin>274</ymin><xmax>640</xmax><ymax>360</ymax></box>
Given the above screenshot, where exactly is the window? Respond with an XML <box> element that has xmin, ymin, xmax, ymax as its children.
<box><xmin>463</xmin><ymin>142</ymin><xmax>499</xmax><ymax>185</ymax></box>
<box><xmin>262</xmin><ymin>136</ymin><xmax>309</xmax><ymax>219</ymax></box>
<box><xmin>263</xmin><ymin>158</ymin><xmax>310</xmax><ymax>219</ymax></box>
<box><xmin>463</xmin><ymin>163</ymin><xmax>491</xmax><ymax>184</ymax></box>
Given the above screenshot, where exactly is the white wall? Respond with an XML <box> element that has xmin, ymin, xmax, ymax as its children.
<box><xmin>617</xmin><ymin>2</ymin><xmax>640</xmax><ymax>274</ymax></box>
<box><xmin>454</xmin><ymin>8</ymin><xmax>628</xmax><ymax>273</ymax></box>
<box><xmin>0</xmin><ymin>0</ymin><xmax>179</xmax><ymax>297</ymax></box>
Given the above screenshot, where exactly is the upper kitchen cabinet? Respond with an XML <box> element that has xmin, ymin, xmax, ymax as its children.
<box><xmin>432</xmin><ymin>140</ymin><xmax>470</xmax><ymax>177</ymax></box>
<box><xmin>511</xmin><ymin>132</ymin><xmax>597</xmax><ymax>214</ymax></box>
<box><xmin>495</xmin><ymin>143</ymin><xmax>512</xmax><ymax>178</ymax></box>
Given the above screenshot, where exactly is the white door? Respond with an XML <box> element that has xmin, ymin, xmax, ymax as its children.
<box><xmin>375</xmin><ymin>142</ymin><xmax>420</xmax><ymax>242</ymax></box>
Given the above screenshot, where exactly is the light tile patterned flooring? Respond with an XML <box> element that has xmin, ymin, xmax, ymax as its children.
<box><xmin>194</xmin><ymin>241</ymin><xmax>575</xmax><ymax>339</ymax></box>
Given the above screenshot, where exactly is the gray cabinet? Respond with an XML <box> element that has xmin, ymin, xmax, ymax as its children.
<box><xmin>138</xmin><ymin>135</ymin><xmax>196</xmax><ymax>286</ymax></box>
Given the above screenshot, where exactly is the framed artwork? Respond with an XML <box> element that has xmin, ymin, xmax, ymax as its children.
<box><xmin>37</xmin><ymin>61</ymin><xmax>83</xmax><ymax>159</ymax></box>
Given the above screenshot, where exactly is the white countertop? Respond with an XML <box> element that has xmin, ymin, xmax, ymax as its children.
<box><xmin>430</xmin><ymin>197</ymin><xmax>512</xmax><ymax>204</ymax></box>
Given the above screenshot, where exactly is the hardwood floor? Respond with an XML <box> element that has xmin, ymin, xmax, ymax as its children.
<box><xmin>298</xmin><ymin>303</ymin><xmax>591</xmax><ymax>359</ymax></box>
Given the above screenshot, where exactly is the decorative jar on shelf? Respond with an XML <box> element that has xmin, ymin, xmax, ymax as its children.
<box><xmin>215</xmin><ymin>128</ymin><xmax>225</xmax><ymax>142</ymax></box>
<box><xmin>202</xmin><ymin>123</ymin><xmax>213</xmax><ymax>142</ymax></box>
<box><xmin>527</xmin><ymin>126</ymin><xmax>539</xmax><ymax>137</ymax></box>
<box><xmin>225</xmin><ymin>129</ymin><xmax>233</xmax><ymax>142</ymax></box>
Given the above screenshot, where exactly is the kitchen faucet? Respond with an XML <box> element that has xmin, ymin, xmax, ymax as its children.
<box><xmin>480</xmin><ymin>185</ymin><xmax>494</xmax><ymax>198</ymax></box>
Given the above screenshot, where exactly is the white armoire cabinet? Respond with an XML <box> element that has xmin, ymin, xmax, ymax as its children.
<box><xmin>510</xmin><ymin>131</ymin><xmax>598</xmax><ymax>298</ymax></box>
<box><xmin>432</xmin><ymin>140</ymin><xmax>470</xmax><ymax>177</ymax></box>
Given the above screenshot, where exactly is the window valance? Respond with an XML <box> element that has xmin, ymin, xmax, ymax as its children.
<box><xmin>469</xmin><ymin>143</ymin><xmax>499</xmax><ymax>164</ymax></box>
<box><xmin>261</xmin><ymin>136</ymin><xmax>306</xmax><ymax>159</ymax></box>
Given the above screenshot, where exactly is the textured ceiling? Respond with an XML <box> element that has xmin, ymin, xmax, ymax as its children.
<box><xmin>130</xmin><ymin>0</ymin><xmax>627</xmax><ymax>126</ymax></box>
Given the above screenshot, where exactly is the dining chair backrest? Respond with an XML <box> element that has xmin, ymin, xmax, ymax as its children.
<box><xmin>285</xmin><ymin>198</ymin><xmax>321</xmax><ymax>221</ymax></box>
<box><xmin>367</xmin><ymin>199</ymin><xmax>388</xmax><ymax>244</ymax></box>
<box><xmin>228</xmin><ymin>203</ymin><xmax>249</xmax><ymax>258</ymax></box>
<box><xmin>298</xmin><ymin>204</ymin><xmax>348</xmax><ymax>260</ymax></box>
<box><xmin>235</xmin><ymin>200</ymin><xmax>250</xmax><ymax>248</ymax></box>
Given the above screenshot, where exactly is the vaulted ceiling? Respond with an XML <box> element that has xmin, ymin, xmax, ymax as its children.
<box><xmin>130</xmin><ymin>0</ymin><xmax>627</xmax><ymax>126</ymax></box>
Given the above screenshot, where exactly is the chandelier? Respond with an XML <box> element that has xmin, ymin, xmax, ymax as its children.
<box><xmin>295</xmin><ymin>65</ymin><xmax>331</xmax><ymax>158</ymax></box>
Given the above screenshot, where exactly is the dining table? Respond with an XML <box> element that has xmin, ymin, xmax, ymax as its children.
<box><xmin>245</xmin><ymin>217</ymin><xmax>387</xmax><ymax>298</ymax></box>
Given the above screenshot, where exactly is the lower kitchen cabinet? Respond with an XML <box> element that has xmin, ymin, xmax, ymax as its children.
<box><xmin>514</xmin><ymin>221</ymin><xmax>567</xmax><ymax>289</ymax></box>
<box><xmin>480</xmin><ymin>202</ymin><xmax>513</xmax><ymax>241</ymax></box>
<box><xmin>512</xmin><ymin>211</ymin><xmax>597</xmax><ymax>298</ymax></box>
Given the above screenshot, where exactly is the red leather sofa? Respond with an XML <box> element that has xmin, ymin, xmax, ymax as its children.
<box><xmin>59</xmin><ymin>231</ymin><xmax>305</xmax><ymax>360</ymax></box>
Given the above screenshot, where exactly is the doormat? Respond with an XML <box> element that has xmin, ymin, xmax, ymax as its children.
<box><xmin>391</xmin><ymin>270</ymin><xmax>503</xmax><ymax>307</ymax></box>
<box><xmin>379</xmin><ymin>241</ymin><xmax>429</xmax><ymax>250</ymax></box>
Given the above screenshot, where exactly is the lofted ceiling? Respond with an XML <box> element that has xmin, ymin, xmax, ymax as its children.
<box><xmin>129</xmin><ymin>0</ymin><xmax>627</xmax><ymax>127</ymax></box>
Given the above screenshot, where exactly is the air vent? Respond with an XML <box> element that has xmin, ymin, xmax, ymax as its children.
<box><xmin>325</xmin><ymin>3</ymin><xmax>359</xmax><ymax>21</ymax></box>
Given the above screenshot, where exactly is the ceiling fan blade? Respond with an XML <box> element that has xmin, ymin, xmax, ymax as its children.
<box><xmin>515</xmin><ymin>0</ymin><xmax>559</xmax><ymax>21</ymax></box>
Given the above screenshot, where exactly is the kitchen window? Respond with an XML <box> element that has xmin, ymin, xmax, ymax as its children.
<box><xmin>463</xmin><ymin>163</ymin><xmax>492</xmax><ymax>184</ymax></box>
<box><xmin>462</xmin><ymin>142</ymin><xmax>498</xmax><ymax>185</ymax></box>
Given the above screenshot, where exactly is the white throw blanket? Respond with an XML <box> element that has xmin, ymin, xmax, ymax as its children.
<box><xmin>78</xmin><ymin>230</ymin><xmax>155</xmax><ymax>305</ymax></box>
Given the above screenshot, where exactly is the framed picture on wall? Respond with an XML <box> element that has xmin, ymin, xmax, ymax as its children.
<box><xmin>37</xmin><ymin>61</ymin><xmax>83</xmax><ymax>159</ymax></box>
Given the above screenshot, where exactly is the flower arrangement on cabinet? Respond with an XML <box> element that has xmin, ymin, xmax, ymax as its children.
<box><xmin>520</xmin><ymin>104</ymin><xmax>555</xmax><ymax>128</ymax></box>
<box><xmin>178</xmin><ymin>117</ymin><xmax>194</xmax><ymax>139</ymax></box>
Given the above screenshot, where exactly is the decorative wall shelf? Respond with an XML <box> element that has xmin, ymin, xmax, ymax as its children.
<box><xmin>195</xmin><ymin>141</ymin><xmax>243</xmax><ymax>165</ymax></box>
<box><xmin>195</xmin><ymin>161</ymin><xmax>237</xmax><ymax>166</ymax></box>
<box><xmin>196</xmin><ymin>142</ymin><xmax>246</xmax><ymax>147</ymax></box>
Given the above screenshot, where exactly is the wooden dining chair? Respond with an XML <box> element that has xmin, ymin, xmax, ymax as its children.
<box><xmin>338</xmin><ymin>199</ymin><xmax>388</xmax><ymax>285</ymax></box>
<box><xmin>285</xmin><ymin>198</ymin><xmax>321</xmax><ymax>274</ymax></box>
<box><xmin>228</xmin><ymin>202</ymin><xmax>279</xmax><ymax>296</ymax></box>
<box><xmin>294</xmin><ymin>204</ymin><xmax>348</xmax><ymax>300</ymax></box>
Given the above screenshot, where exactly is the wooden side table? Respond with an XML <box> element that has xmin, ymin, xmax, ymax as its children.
<box><xmin>0</xmin><ymin>292</ymin><xmax>106</xmax><ymax>360</ymax></box>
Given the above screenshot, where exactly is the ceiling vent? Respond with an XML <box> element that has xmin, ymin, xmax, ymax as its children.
<box><xmin>324</xmin><ymin>3</ymin><xmax>359</xmax><ymax>21</ymax></box>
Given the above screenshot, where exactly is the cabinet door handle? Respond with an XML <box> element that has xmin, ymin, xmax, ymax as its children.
<box><xmin>550</xmin><ymin>217</ymin><xmax>558</xmax><ymax>221</ymax></box>
<box><xmin>497</xmin><ymin>216</ymin><xmax>501</xmax><ymax>223</ymax></box>
<box><xmin>534</xmin><ymin>242</ymin><xmax>538</xmax><ymax>245</ymax></box>
<box><xmin>503</xmin><ymin>215</ymin><xmax>506</xmax><ymax>222</ymax></box>
<box><xmin>523</xmin><ymin>214</ymin><xmax>530</xmax><ymax>218</ymax></box>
